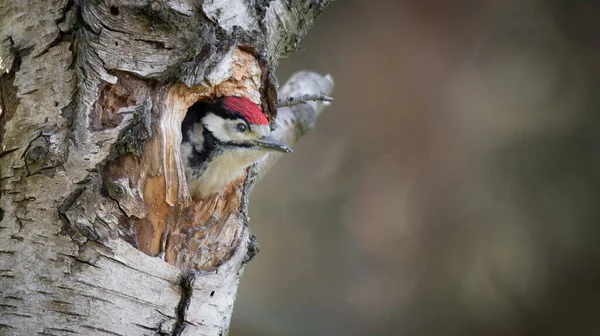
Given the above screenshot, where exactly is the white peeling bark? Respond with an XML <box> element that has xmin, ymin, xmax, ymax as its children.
<box><xmin>0</xmin><ymin>0</ymin><xmax>332</xmax><ymax>335</ymax></box>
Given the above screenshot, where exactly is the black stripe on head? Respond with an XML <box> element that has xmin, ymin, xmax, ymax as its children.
<box><xmin>222</xmin><ymin>141</ymin><xmax>254</xmax><ymax>149</ymax></box>
<box><xmin>209</xmin><ymin>99</ymin><xmax>246</xmax><ymax>121</ymax></box>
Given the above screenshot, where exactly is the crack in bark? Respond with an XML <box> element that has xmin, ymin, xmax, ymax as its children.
<box><xmin>32</xmin><ymin>0</ymin><xmax>77</xmax><ymax>60</ymax></box>
<box><xmin>158</xmin><ymin>206</ymin><xmax>175</xmax><ymax>260</ymax></box>
<box><xmin>0</xmin><ymin>323</ymin><xmax>15</xmax><ymax>329</ymax></box>
<box><xmin>132</xmin><ymin>323</ymin><xmax>161</xmax><ymax>333</ymax></box>
<box><xmin>132</xmin><ymin>38</ymin><xmax>174</xmax><ymax>50</ymax></box>
<box><xmin>171</xmin><ymin>272</ymin><xmax>196</xmax><ymax>336</ymax></box>
<box><xmin>0</xmin><ymin>147</ymin><xmax>20</xmax><ymax>158</ymax></box>
<box><xmin>57</xmin><ymin>0</ymin><xmax>77</xmax><ymax>28</ymax></box>
<box><xmin>57</xmin><ymin>181</ymin><xmax>89</xmax><ymax>243</ymax></box>
<box><xmin>61</xmin><ymin>253</ymin><xmax>102</xmax><ymax>269</ymax></box>
<box><xmin>33</xmin><ymin>31</ymin><xmax>71</xmax><ymax>60</ymax></box>
<box><xmin>44</xmin><ymin>327</ymin><xmax>78</xmax><ymax>334</ymax></box>
<box><xmin>81</xmin><ymin>325</ymin><xmax>124</xmax><ymax>336</ymax></box>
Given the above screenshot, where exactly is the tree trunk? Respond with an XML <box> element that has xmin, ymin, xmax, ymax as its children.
<box><xmin>0</xmin><ymin>0</ymin><xmax>332</xmax><ymax>335</ymax></box>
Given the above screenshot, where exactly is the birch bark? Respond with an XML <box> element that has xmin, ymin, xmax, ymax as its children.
<box><xmin>0</xmin><ymin>0</ymin><xmax>332</xmax><ymax>335</ymax></box>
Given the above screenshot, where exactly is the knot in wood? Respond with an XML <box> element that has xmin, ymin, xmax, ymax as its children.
<box><xmin>25</xmin><ymin>144</ymin><xmax>48</xmax><ymax>164</ymax></box>
<box><xmin>107</xmin><ymin>181</ymin><xmax>126</xmax><ymax>199</ymax></box>
<box><xmin>150</xmin><ymin>1</ymin><xmax>162</xmax><ymax>11</ymax></box>
<box><xmin>24</xmin><ymin>137</ymin><xmax>50</xmax><ymax>175</ymax></box>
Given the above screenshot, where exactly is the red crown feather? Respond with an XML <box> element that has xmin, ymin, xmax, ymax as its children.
<box><xmin>222</xmin><ymin>96</ymin><xmax>268</xmax><ymax>125</ymax></box>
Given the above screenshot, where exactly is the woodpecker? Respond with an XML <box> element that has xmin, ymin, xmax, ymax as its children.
<box><xmin>181</xmin><ymin>96</ymin><xmax>292</xmax><ymax>199</ymax></box>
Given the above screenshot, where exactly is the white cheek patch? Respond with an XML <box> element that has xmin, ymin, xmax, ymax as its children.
<box><xmin>202</xmin><ymin>113</ymin><xmax>230</xmax><ymax>141</ymax></box>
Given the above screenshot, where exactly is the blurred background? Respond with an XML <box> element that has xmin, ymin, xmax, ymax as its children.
<box><xmin>231</xmin><ymin>0</ymin><xmax>600</xmax><ymax>335</ymax></box>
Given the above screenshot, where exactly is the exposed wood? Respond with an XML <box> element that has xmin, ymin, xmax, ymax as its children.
<box><xmin>0</xmin><ymin>0</ymin><xmax>332</xmax><ymax>334</ymax></box>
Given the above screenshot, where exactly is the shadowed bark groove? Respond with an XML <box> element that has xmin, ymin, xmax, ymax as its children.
<box><xmin>0</xmin><ymin>0</ymin><xmax>333</xmax><ymax>334</ymax></box>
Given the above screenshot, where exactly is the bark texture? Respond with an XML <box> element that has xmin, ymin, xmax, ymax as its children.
<box><xmin>0</xmin><ymin>0</ymin><xmax>332</xmax><ymax>335</ymax></box>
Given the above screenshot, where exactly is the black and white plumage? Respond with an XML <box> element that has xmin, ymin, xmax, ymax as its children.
<box><xmin>181</xmin><ymin>96</ymin><xmax>292</xmax><ymax>198</ymax></box>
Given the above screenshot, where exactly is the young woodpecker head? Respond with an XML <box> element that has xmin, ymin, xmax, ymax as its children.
<box><xmin>181</xmin><ymin>96</ymin><xmax>292</xmax><ymax>199</ymax></box>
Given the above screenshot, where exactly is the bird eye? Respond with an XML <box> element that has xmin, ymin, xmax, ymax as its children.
<box><xmin>235</xmin><ymin>123</ymin><xmax>248</xmax><ymax>133</ymax></box>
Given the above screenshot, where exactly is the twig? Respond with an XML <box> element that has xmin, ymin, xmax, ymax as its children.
<box><xmin>277</xmin><ymin>94</ymin><xmax>333</xmax><ymax>108</ymax></box>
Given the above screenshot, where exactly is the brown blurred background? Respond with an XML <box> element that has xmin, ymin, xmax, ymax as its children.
<box><xmin>231</xmin><ymin>0</ymin><xmax>600</xmax><ymax>335</ymax></box>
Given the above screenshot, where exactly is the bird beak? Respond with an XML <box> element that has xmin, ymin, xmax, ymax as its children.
<box><xmin>253</xmin><ymin>136</ymin><xmax>293</xmax><ymax>153</ymax></box>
